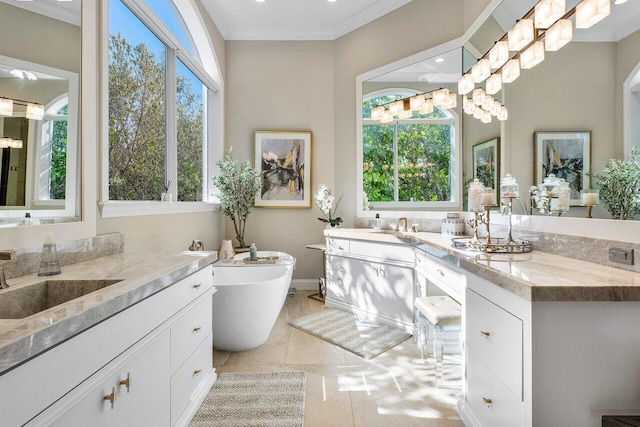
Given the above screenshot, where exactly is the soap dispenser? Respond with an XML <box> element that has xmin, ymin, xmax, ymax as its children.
<box><xmin>38</xmin><ymin>232</ymin><xmax>61</xmax><ymax>276</ymax></box>
<box><xmin>249</xmin><ymin>243</ymin><xmax>258</xmax><ymax>261</ymax></box>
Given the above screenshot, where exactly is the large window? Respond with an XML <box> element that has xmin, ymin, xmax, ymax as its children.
<box><xmin>362</xmin><ymin>91</ymin><xmax>459</xmax><ymax>208</ymax></box>
<box><xmin>107</xmin><ymin>0</ymin><xmax>216</xmax><ymax>205</ymax></box>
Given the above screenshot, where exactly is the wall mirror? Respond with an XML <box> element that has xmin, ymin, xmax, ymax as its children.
<box><xmin>357</xmin><ymin>44</ymin><xmax>464</xmax><ymax>214</ymax></box>
<box><xmin>0</xmin><ymin>0</ymin><xmax>81</xmax><ymax>224</ymax></box>
<box><xmin>464</xmin><ymin>0</ymin><xmax>640</xmax><ymax>220</ymax></box>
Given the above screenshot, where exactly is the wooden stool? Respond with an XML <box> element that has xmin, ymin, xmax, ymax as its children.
<box><xmin>414</xmin><ymin>296</ymin><xmax>462</xmax><ymax>387</ymax></box>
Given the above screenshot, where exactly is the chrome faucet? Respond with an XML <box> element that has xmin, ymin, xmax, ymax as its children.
<box><xmin>0</xmin><ymin>250</ymin><xmax>17</xmax><ymax>289</ymax></box>
<box><xmin>398</xmin><ymin>217</ymin><xmax>408</xmax><ymax>232</ymax></box>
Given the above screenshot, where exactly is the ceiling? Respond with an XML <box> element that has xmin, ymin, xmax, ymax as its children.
<box><xmin>0</xmin><ymin>0</ymin><xmax>81</xmax><ymax>26</ymax></box>
<box><xmin>201</xmin><ymin>0</ymin><xmax>412</xmax><ymax>41</ymax></box>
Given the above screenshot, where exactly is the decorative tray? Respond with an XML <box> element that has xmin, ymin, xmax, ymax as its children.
<box><xmin>451</xmin><ymin>237</ymin><xmax>532</xmax><ymax>254</ymax></box>
<box><xmin>243</xmin><ymin>256</ymin><xmax>280</xmax><ymax>264</ymax></box>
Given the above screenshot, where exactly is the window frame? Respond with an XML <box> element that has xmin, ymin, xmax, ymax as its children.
<box><xmin>100</xmin><ymin>0</ymin><xmax>222</xmax><ymax>218</ymax></box>
<box><xmin>359</xmin><ymin>88</ymin><xmax>462</xmax><ymax>214</ymax></box>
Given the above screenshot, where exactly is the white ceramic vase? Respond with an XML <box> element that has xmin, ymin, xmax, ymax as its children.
<box><xmin>219</xmin><ymin>240</ymin><xmax>235</xmax><ymax>263</ymax></box>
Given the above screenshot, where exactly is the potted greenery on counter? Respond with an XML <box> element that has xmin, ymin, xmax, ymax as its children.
<box><xmin>213</xmin><ymin>148</ymin><xmax>261</xmax><ymax>248</ymax></box>
<box><xmin>592</xmin><ymin>148</ymin><xmax>640</xmax><ymax>220</ymax></box>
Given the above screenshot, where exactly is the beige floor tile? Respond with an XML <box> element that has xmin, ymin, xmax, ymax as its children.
<box><xmin>212</xmin><ymin>289</ymin><xmax>461</xmax><ymax>426</ymax></box>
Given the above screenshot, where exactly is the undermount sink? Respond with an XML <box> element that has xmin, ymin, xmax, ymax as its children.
<box><xmin>370</xmin><ymin>230</ymin><xmax>418</xmax><ymax>244</ymax></box>
<box><xmin>0</xmin><ymin>279</ymin><xmax>123</xmax><ymax>319</ymax></box>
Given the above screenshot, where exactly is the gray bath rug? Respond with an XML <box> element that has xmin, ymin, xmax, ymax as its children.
<box><xmin>288</xmin><ymin>308</ymin><xmax>411</xmax><ymax>360</ymax></box>
<box><xmin>190</xmin><ymin>371</ymin><xmax>306</xmax><ymax>427</ymax></box>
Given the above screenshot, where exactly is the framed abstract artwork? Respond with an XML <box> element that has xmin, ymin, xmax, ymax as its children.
<box><xmin>254</xmin><ymin>130</ymin><xmax>312</xmax><ymax>208</ymax></box>
<box><xmin>534</xmin><ymin>131</ymin><xmax>591</xmax><ymax>206</ymax></box>
<box><xmin>472</xmin><ymin>137</ymin><xmax>500</xmax><ymax>195</ymax></box>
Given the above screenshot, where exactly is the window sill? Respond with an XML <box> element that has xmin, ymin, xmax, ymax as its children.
<box><xmin>99</xmin><ymin>201</ymin><xmax>221</xmax><ymax>219</ymax></box>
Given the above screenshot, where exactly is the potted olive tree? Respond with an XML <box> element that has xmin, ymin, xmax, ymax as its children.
<box><xmin>592</xmin><ymin>148</ymin><xmax>640</xmax><ymax>220</ymax></box>
<box><xmin>213</xmin><ymin>148</ymin><xmax>261</xmax><ymax>248</ymax></box>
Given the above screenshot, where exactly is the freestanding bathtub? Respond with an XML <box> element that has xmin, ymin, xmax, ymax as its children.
<box><xmin>212</xmin><ymin>251</ymin><xmax>295</xmax><ymax>352</ymax></box>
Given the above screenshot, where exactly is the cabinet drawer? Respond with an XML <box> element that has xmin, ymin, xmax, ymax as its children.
<box><xmin>422</xmin><ymin>253</ymin><xmax>465</xmax><ymax>302</ymax></box>
<box><xmin>171</xmin><ymin>333</ymin><xmax>213</xmax><ymax>426</ymax></box>
<box><xmin>326</xmin><ymin>238</ymin><xmax>350</xmax><ymax>253</ymax></box>
<box><xmin>164</xmin><ymin>267</ymin><xmax>213</xmax><ymax>315</ymax></box>
<box><xmin>467</xmin><ymin>289</ymin><xmax>523</xmax><ymax>400</ymax></box>
<box><xmin>467</xmin><ymin>353</ymin><xmax>524</xmax><ymax>427</ymax></box>
<box><xmin>350</xmin><ymin>240</ymin><xmax>414</xmax><ymax>263</ymax></box>
<box><xmin>171</xmin><ymin>296</ymin><xmax>212</xmax><ymax>374</ymax></box>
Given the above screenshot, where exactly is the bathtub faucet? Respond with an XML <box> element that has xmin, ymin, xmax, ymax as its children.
<box><xmin>189</xmin><ymin>240</ymin><xmax>204</xmax><ymax>251</ymax></box>
<box><xmin>0</xmin><ymin>250</ymin><xmax>16</xmax><ymax>289</ymax></box>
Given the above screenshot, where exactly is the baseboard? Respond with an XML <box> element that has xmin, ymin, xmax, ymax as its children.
<box><xmin>291</xmin><ymin>279</ymin><xmax>320</xmax><ymax>291</ymax></box>
<box><xmin>458</xmin><ymin>399</ymin><xmax>481</xmax><ymax>427</ymax></box>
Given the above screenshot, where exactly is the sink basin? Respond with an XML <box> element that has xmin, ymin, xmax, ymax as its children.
<box><xmin>370</xmin><ymin>230</ymin><xmax>418</xmax><ymax>244</ymax></box>
<box><xmin>0</xmin><ymin>279</ymin><xmax>123</xmax><ymax>319</ymax></box>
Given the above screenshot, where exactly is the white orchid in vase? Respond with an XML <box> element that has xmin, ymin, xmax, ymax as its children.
<box><xmin>314</xmin><ymin>184</ymin><xmax>343</xmax><ymax>228</ymax></box>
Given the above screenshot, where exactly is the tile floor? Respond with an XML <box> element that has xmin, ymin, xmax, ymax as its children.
<box><xmin>213</xmin><ymin>290</ymin><xmax>463</xmax><ymax>427</ymax></box>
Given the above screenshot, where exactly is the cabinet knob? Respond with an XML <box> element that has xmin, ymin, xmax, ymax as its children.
<box><xmin>104</xmin><ymin>387</ymin><xmax>116</xmax><ymax>409</ymax></box>
<box><xmin>436</xmin><ymin>268</ymin><xmax>445</xmax><ymax>276</ymax></box>
<box><xmin>119</xmin><ymin>372</ymin><xmax>131</xmax><ymax>393</ymax></box>
<box><xmin>193</xmin><ymin>326</ymin><xmax>202</xmax><ymax>333</ymax></box>
<box><xmin>193</xmin><ymin>283</ymin><xmax>202</xmax><ymax>289</ymax></box>
<box><xmin>480</xmin><ymin>331</ymin><xmax>490</xmax><ymax>338</ymax></box>
<box><xmin>193</xmin><ymin>369</ymin><xmax>202</xmax><ymax>376</ymax></box>
<box><xmin>482</xmin><ymin>396</ymin><xmax>492</xmax><ymax>406</ymax></box>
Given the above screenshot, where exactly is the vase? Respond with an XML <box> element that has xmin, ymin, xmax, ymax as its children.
<box><xmin>324</xmin><ymin>223</ymin><xmax>339</xmax><ymax>230</ymax></box>
<box><xmin>219</xmin><ymin>240</ymin><xmax>235</xmax><ymax>263</ymax></box>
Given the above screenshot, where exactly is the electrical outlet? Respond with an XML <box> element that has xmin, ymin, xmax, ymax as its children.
<box><xmin>609</xmin><ymin>247</ymin><xmax>634</xmax><ymax>265</ymax></box>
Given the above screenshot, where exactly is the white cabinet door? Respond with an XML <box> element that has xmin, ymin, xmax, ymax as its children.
<box><xmin>50</xmin><ymin>332</ymin><xmax>171</xmax><ymax>427</ymax></box>
<box><xmin>327</xmin><ymin>254</ymin><xmax>414</xmax><ymax>324</ymax></box>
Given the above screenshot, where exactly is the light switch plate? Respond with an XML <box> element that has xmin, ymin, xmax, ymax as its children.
<box><xmin>609</xmin><ymin>247</ymin><xmax>634</xmax><ymax>265</ymax></box>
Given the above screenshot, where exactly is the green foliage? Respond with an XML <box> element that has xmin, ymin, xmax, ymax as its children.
<box><xmin>592</xmin><ymin>148</ymin><xmax>640</xmax><ymax>220</ymax></box>
<box><xmin>213</xmin><ymin>148</ymin><xmax>261</xmax><ymax>247</ymax></box>
<box><xmin>50</xmin><ymin>119</ymin><xmax>67</xmax><ymax>200</ymax></box>
<box><xmin>108</xmin><ymin>34</ymin><xmax>205</xmax><ymax>201</ymax></box>
<box><xmin>362</xmin><ymin>97</ymin><xmax>452</xmax><ymax>203</ymax></box>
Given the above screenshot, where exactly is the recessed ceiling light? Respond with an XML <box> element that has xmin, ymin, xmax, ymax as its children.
<box><xmin>328</xmin><ymin>0</ymin><xmax>337</xmax><ymax>2</ymax></box>
<box><xmin>614</xmin><ymin>0</ymin><xmax>628</xmax><ymax>4</ymax></box>
<box><xmin>435</xmin><ymin>57</ymin><xmax>445</xmax><ymax>63</ymax></box>
<box><xmin>255</xmin><ymin>0</ymin><xmax>265</xmax><ymax>3</ymax></box>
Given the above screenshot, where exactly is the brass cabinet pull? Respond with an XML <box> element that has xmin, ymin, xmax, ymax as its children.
<box><xmin>104</xmin><ymin>387</ymin><xmax>116</xmax><ymax>409</ymax></box>
<box><xmin>482</xmin><ymin>396</ymin><xmax>492</xmax><ymax>405</ymax></box>
<box><xmin>193</xmin><ymin>283</ymin><xmax>202</xmax><ymax>289</ymax></box>
<box><xmin>480</xmin><ymin>331</ymin><xmax>490</xmax><ymax>338</ymax></box>
<box><xmin>193</xmin><ymin>327</ymin><xmax>202</xmax><ymax>333</ymax></box>
<box><xmin>119</xmin><ymin>372</ymin><xmax>131</xmax><ymax>393</ymax></box>
<box><xmin>193</xmin><ymin>369</ymin><xmax>202</xmax><ymax>376</ymax></box>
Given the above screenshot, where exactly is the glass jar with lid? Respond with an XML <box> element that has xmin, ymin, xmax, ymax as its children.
<box><xmin>551</xmin><ymin>179</ymin><xmax>570</xmax><ymax>214</ymax></box>
<box><xmin>500</xmin><ymin>174</ymin><xmax>519</xmax><ymax>199</ymax></box>
<box><xmin>468</xmin><ymin>178</ymin><xmax>484</xmax><ymax>212</ymax></box>
<box><xmin>539</xmin><ymin>174</ymin><xmax>560</xmax><ymax>199</ymax></box>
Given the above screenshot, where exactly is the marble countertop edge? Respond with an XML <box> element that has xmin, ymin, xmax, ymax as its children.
<box><xmin>325</xmin><ymin>228</ymin><xmax>640</xmax><ymax>302</ymax></box>
<box><xmin>0</xmin><ymin>251</ymin><xmax>216</xmax><ymax>375</ymax></box>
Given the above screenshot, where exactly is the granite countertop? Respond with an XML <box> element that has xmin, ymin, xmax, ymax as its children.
<box><xmin>324</xmin><ymin>228</ymin><xmax>640</xmax><ymax>302</ymax></box>
<box><xmin>0</xmin><ymin>251</ymin><xmax>215</xmax><ymax>375</ymax></box>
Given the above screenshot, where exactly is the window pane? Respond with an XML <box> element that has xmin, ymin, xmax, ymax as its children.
<box><xmin>143</xmin><ymin>0</ymin><xmax>199</xmax><ymax>61</ymax></box>
<box><xmin>176</xmin><ymin>60</ymin><xmax>204</xmax><ymax>202</ymax></box>
<box><xmin>398</xmin><ymin>123</ymin><xmax>451</xmax><ymax>202</ymax></box>
<box><xmin>363</xmin><ymin>124</ymin><xmax>394</xmax><ymax>202</ymax></box>
<box><xmin>109</xmin><ymin>0</ymin><xmax>166</xmax><ymax>201</ymax></box>
<box><xmin>50</xmin><ymin>119</ymin><xmax>67</xmax><ymax>200</ymax></box>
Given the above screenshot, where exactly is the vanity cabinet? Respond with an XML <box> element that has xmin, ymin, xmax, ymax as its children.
<box><xmin>16</xmin><ymin>266</ymin><xmax>215</xmax><ymax>427</ymax></box>
<box><xmin>325</xmin><ymin>237</ymin><xmax>415</xmax><ymax>330</ymax></box>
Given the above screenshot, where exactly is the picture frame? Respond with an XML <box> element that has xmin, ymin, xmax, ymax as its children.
<box><xmin>472</xmin><ymin>137</ymin><xmax>500</xmax><ymax>195</ymax></box>
<box><xmin>254</xmin><ymin>130</ymin><xmax>312</xmax><ymax>208</ymax></box>
<box><xmin>534</xmin><ymin>131</ymin><xmax>591</xmax><ymax>206</ymax></box>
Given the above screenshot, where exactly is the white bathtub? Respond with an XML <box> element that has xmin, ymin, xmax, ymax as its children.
<box><xmin>212</xmin><ymin>251</ymin><xmax>295</xmax><ymax>352</ymax></box>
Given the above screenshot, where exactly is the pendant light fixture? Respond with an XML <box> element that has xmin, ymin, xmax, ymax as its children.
<box><xmin>575</xmin><ymin>0</ymin><xmax>610</xmax><ymax>29</ymax></box>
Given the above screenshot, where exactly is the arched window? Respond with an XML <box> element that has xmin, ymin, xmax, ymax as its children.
<box><xmin>106</xmin><ymin>0</ymin><xmax>221</xmax><ymax>210</ymax></box>
<box><xmin>362</xmin><ymin>89</ymin><xmax>460</xmax><ymax>208</ymax></box>
<box><xmin>37</xmin><ymin>94</ymin><xmax>70</xmax><ymax>202</ymax></box>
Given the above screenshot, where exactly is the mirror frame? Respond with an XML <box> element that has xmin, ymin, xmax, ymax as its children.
<box><xmin>0</xmin><ymin>0</ymin><xmax>97</xmax><ymax>248</ymax></box>
<box><xmin>0</xmin><ymin>54</ymin><xmax>79</xmax><ymax>220</ymax></box>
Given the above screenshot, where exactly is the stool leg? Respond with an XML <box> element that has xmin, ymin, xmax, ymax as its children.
<box><xmin>434</xmin><ymin>325</ymin><xmax>445</xmax><ymax>388</ymax></box>
<box><xmin>414</xmin><ymin>319</ymin><xmax>428</xmax><ymax>361</ymax></box>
